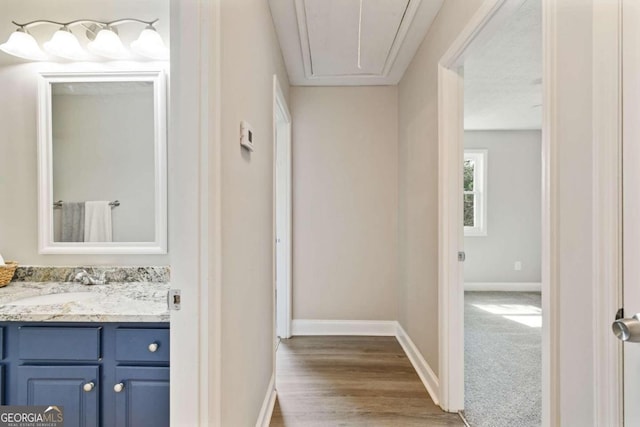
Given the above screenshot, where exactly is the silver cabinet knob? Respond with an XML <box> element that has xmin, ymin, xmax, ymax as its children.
<box><xmin>113</xmin><ymin>382</ymin><xmax>125</xmax><ymax>393</ymax></box>
<box><xmin>613</xmin><ymin>314</ymin><xmax>640</xmax><ymax>342</ymax></box>
<box><xmin>148</xmin><ymin>342</ymin><xmax>159</xmax><ymax>353</ymax></box>
<box><xmin>83</xmin><ymin>382</ymin><xmax>95</xmax><ymax>392</ymax></box>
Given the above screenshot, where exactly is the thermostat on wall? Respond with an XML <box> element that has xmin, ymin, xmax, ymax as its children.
<box><xmin>240</xmin><ymin>120</ymin><xmax>254</xmax><ymax>152</ymax></box>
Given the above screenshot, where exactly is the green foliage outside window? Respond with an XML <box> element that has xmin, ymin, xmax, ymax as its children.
<box><xmin>464</xmin><ymin>160</ymin><xmax>475</xmax><ymax>226</ymax></box>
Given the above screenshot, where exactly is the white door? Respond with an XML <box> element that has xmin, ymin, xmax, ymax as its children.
<box><xmin>616</xmin><ymin>2</ymin><xmax>640</xmax><ymax>424</ymax></box>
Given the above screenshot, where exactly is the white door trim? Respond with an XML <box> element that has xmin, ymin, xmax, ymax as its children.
<box><xmin>437</xmin><ymin>1</ymin><xmax>557</xmax><ymax>424</ymax></box>
<box><xmin>170</xmin><ymin>0</ymin><xmax>222</xmax><ymax>425</ymax></box>
<box><xmin>541</xmin><ymin>0</ymin><xmax>559</xmax><ymax>424</ymax></box>
<box><xmin>592</xmin><ymin>0</ymin><xmax>623</xmax><ymax>425</ymax></box>
<box><xmin>273</xmin><ymin>75</ymin><xmax>292</xmax><ymax>342</ymax></box>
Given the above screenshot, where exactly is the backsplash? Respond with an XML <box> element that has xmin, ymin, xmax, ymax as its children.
<box><xmin>12</xmin><ymin>266</ymin><xmax>170</xmax><ymax>283</ymax></box>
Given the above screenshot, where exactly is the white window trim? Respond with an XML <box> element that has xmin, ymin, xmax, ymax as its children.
<box><xmin>464</xmin><ymin>149</ymin><xmax>488</xmax><ymax>237</ymax></box>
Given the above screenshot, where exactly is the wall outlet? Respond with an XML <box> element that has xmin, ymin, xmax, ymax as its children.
<box><xmin>514</xmin><ymin>261</ymin><xmax>522</xmax><ymax>271</ymax></box>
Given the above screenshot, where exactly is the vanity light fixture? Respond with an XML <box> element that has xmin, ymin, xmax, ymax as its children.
<box><xmin>0</xmin><ymin>19</ymin><xmax>169</xmax><ymax>61</ymax></box>
<box><xmin>87</xmin><ymin>27</ymin><xmax>129</xmax><ymax>59</ymax></box>
<box><xmin>44</xmin><ymin>26</ymin><xmax>90</xmax><ymax>61</ymax></box>
<box><xmin>131</xmin><ymin>26</ymin><xmax>169</xmax><ymax>60</ymax></box>
<box><xmin>0</xmin><ymin>27</ymin><xmax>47</xmax><ymax>61</ymax></box>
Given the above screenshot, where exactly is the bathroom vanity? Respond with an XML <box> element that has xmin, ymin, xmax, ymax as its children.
<box><xmin>0</xmin><ymin>279</ymin><xmax>170</xmax><ymax>427</ymax></box>
<box><xmin>5</xmin><ymin>66</ymin><xmax>174</xmax><ymax>426</ymax></box>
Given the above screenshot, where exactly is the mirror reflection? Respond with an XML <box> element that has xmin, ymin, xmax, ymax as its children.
<box><xmin>51</xmin><ymin>81</ymin><xmax>155</xmax><ymax>243</ymax></box>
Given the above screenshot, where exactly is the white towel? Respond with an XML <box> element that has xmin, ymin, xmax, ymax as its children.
<box><xmin>84</xmin><ymin>201</ymin><xmax>113</xmax><ymax>242</ymax></box>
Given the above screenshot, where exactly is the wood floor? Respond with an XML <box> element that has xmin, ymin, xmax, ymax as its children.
<box><xmin>270</xmin><ymin>336</ymin><xmax>465</xmax><ymax>426</ymax></box>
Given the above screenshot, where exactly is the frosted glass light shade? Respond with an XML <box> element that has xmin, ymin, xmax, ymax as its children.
<box><xmin>87</xmin><ymin>28</ymin><xmax>129</xmax><ymax>59</ymax></box>
<box><xmin>0</xmin><ymin>30</ymin><xmax>47</xmax><ymax>61</ymax></box>
<box><xmin>131</xmin><ymin>28</ymin><xmax>169</xmax><ymax>60</ymax></box>
<box><xmin>44</xmin><ymin>28</ymin><xmax>90</xmax><ymax>60</ymax></box>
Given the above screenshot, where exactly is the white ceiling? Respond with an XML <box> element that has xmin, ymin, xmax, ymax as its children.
<box><xmin>464</xmin><ymin>0</ymin><xmax>542</xmax><ymax>130</ymax></box>
<box><xmin>269</xmin><ymin>0</ymin><xmax>443</xmax><ymax>86</ymax></box>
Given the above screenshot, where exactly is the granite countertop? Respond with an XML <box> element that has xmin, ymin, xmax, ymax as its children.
<box><xmin>0</xmin><ymin>281</ymin><xmax>170</xmax><ymax>323</ymax></box>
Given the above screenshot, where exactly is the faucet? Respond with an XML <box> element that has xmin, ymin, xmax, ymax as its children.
<box><xmin>73</xmin><ymin>270</ymin><xmax>106</xmax><ymax>285</ymax></box>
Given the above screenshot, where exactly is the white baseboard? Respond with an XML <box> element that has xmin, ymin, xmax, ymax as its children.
<box><xmin>395</xmin><ymin>323</ymin><xmax>440</xmax><ymax>406</ymax></box>
<box><xmin>290</xmin><ymin>319</ymin><xmax>440</xmax><ymax>407</ymax></box>
<box><xmin>464</xmin><ymin>282</ymin><xmax>541</xmax><ymax>292</ymax></box>
<box><xmin>291</xmin><ymin>319</ymin><xmax>397</xmax><ymax>336</ymax></box>
<box><xmin>255</xmin><ymin>374</ymin><xmax>277</xmax><ymax>427</ymax></box>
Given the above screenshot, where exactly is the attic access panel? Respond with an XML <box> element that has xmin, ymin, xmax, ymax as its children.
<box><xmin>303</xmin><ymin>0</ymin><xmax>410</xmax><ymax>76</ymax></box>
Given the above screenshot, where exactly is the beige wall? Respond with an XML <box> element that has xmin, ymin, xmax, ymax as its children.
<box><xmin>397</xmin><ymin>0</ymin><xmax>485</xmax><ymax>376</ymax></box>
<box><xmin>0</xmin><ymin>0</ymin><xmax>169</xmax><ymax>265</ymax></box>
<box><xmin>555</xmin><ymin>0</ymin><xmax>594</xmax><ymax>423</ymax></box>
<box><xmin>219</xmin><ymin>0</ymin><xmax>290</xmax><ymax>425</ymax></box>
<box><xmin>291</xmin><ymin>86</ymin><xmax>398</xmax><ymax>321</ymax></box>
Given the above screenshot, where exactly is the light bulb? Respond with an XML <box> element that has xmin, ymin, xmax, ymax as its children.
<box><xmin>131</xmin><ymin>27</ymin><xmax>169</xmax><ymax>60</ymax></box>
<box><xmin>87</xmin><ymin>27</ymin><xmax>129</xmax><ymax>59</ymax></box>
<box><xmin>0</xmin><ymin>28</ymin><xmax>47</xmax><ymax>61</ymax></box>
<box><xmin>44</xmin><ymin>27</ymin><xmax>90</xmax><ymax>60</ymax></box>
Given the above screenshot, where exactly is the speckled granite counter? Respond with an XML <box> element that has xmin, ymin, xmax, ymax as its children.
<box><xmin>0</xmin><ymin>281</ymin><xmax>170</xmax><ymax>323</ymax></box>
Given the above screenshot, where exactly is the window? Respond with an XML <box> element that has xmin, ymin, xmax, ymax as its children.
<box><xmin>464</xmin><ymin>150</ymin><xmax>487</xmax><ymax>236</ymax></box>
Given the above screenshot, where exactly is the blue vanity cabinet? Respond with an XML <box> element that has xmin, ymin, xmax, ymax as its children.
<box><xmin>114</xmin><ymin>366</ymin><xmax>170</xmax><ymax>427</ymax></box>
<box><xmin>0</xmin><ymin>366</ymin><xmax>5</xmax><ymax>405</ymax></box>
<box><xmin>0</xmin><ymin>326</ymin><xmax>6</xmax><ymax>405</ymax></box>
<box><xmin>0</xmin><ymin>322</ymin><xmax>169</xmax><ymax>427</ymax></box>
<box><xmin>105</xmin><ymin>327</ymin><xmax>171</xmax><ymax>427</ymax></box>
<box><xmin>14</xmin><ymin>325</ymin><xmax>102</xmax><ymax>427</ymax></box>
<box><xmin>17</xmin><ymin>365</ymin><xmax>100</xmax><ymax>427</ymax></box>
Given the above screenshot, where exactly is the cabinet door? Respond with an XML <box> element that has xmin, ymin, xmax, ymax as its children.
<box><xmin>114</xmin><ymin>366</ymin><xmax>169</xmax><ymax>427</ymax></box>
<box><xmin>0</xmin><ymin>365</ymin><xmax>4</xmax><ymax>405</ymax></box>
<box><xmin>17</xmin><ymin>365</ymin><xmax>99</xmax><ymax>427</ymax></box>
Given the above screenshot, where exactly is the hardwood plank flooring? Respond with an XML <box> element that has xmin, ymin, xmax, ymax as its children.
<box><xmin>270</xmin><ymin>336</ymin><xmax>465</xmax><ymax>426</ymax></box>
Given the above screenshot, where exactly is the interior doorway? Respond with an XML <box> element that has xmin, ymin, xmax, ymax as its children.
<box><xmin>461</xmin><ymin>2</ymin><xmax>543</xmax><ymax>424</ymax></box>
<box><xmin>437</xmin><ymin>0</ymin><xmax>552</xmax><ymax>424</ymax></box>
<box><xmin>273</xmin><ymin>75</ymin><xmax>292</xmax><ymax>342</ymax></box>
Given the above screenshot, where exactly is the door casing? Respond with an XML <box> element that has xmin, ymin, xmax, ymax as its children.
<box><xmin>273</xmin><ymin>75</ymin><xmax>293</xmax><ymax>342</ymax></box>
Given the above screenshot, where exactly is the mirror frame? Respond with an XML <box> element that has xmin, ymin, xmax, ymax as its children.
<box><xmin>37</xmin><ymin>70</ymin><xmax>168</xmax><ymax>254</ymax></box>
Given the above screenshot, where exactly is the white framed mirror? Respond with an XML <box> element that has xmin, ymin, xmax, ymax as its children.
<box><xmin>37</xmin><ymin>70</ymin><xmax>167</xmax><ymax>254</ymax></box>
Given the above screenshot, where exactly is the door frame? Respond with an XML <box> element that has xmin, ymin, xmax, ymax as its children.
<box><xmin>169</xmin><ymin>0</ymin><xmax>222</xmax><ymax>425</ymax></box>
<box><xmin>438</xmin><ymin>0</ymin><xmax>624</xmax><ymax>424</ymax></box>
<box><xmin>593</xmin><ymin>0</ymin><xmax>623</xmax><ymax>424</ymax></box>
<box><xmin>436</xmin><ymin>0</ymin><xmax>556</xmax><ymax>421</ymax></box>
<box><xmin>273</xmin><ymin>75</ymin><xmax>293</xmax><ymax>341</ymax></box>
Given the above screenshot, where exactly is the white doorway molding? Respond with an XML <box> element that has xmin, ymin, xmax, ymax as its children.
<box><xmin>169</xmin><ymin>0</ymin><xmax>222</xmax><ymax>425</ymax></box>
<box><xmin>592</xmin><ymin>0</ymin><xmax>623</xmax><ymax>425</ymax></box>
<box><xmin>273</xmin><ymin>75</ymin><xmax>293</xmax><ymax>341</ymax></box>
<box><xmin>436</xmin><ymin>1</ymin><xmax>557</xmax><ymax>426</ymax></box>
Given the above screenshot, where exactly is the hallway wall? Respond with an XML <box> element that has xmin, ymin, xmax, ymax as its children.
<box><xmin>397</xmin><ymin>0</ymin><xmax>485</xmax><ymax>377</ymax></box>
<box><xmin>554</xmin><ymin>0</ymin><xmax>595</xmax><ymax>423</ymax></box>
<box><xmin>291</xmin><ymin>86</ymin><xmax>398</xmax><ymax>321</ymax></box>
<box><xmin>219</xmin><ymin>1</ymin><xmax>290</xmax><ymax>425</ymax></box>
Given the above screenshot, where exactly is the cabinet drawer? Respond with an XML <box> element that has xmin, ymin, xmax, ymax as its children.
<box><xmin>18</xmin><ymin>327</ymin><xmax>101</xmax><ymax>360</ymax></box>
<box><xmin>115</xmin><ymin>328</ymin><xmax>169</xmax><ymax>362</ymax></box>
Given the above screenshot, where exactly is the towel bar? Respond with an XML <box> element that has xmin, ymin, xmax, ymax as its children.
<box><xmin>53</xmin><ymin>200</ymin><xmax>120</xmax><ymax>208</ymax></box>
